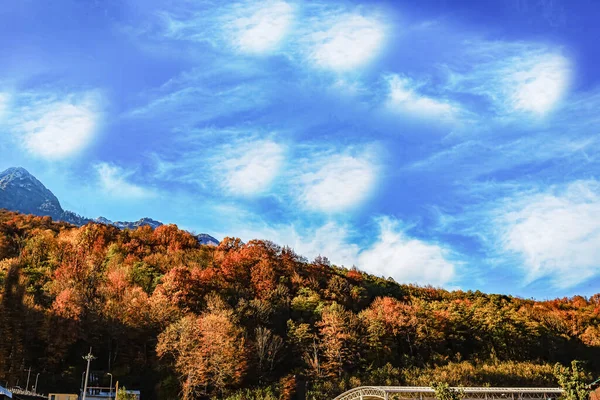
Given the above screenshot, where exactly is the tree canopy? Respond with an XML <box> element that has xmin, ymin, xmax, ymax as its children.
<box><xmin>0</xmin><ymin>210</ymin><xmax>598</xmax><ymax>399</ymax></box>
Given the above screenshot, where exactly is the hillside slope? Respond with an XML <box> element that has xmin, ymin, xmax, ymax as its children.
<box><xmin>0</xmin><ymin>210</ymin><xmax>598</xmax><ymax>400</ymax></box>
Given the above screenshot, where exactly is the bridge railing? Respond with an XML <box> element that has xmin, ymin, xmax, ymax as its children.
<box><xmin>333</xmin><ymin>386</ymin><xmax>565</xmax><ymax>400</ymax></box>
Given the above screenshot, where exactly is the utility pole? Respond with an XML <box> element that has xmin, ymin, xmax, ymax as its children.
<box><xmin>81</xmin><ymin>348</ymin><xmax>96</xmax><ymax>400</ymax></box>
<box><xmin>25</xmin><ymin>367</ymin><xmax>31</xmax><ymax>392</ymax></box>
<box><xmin>80</xmin><ymin>372</ymin><xmax>86</xmax><ymax>395</ymax></box>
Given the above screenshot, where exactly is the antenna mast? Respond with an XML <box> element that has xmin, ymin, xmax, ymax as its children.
<box><xmin>81</xmin><ymin>348</ymin><xmax>96</xmax><ymax>400</ymax></box>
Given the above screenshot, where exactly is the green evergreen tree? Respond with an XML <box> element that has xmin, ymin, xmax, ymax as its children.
<box><xmin>553</xmin><ymin>361</ymin><xmax>591</xmax><ymax>400</ymax></box>
<box><xmin>431</xmin><ymin>382</ymin><xmax>464</xmax><ymax>400</ymax></box>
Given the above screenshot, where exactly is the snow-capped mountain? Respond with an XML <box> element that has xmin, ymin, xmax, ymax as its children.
<box><xmin>0</xmin><ymin>167</ymin><xmax>64</xmax><ymax>220</ymax></box>
<box><xmin>0</xmin><ymin>167</ymin><xmax>219</xmax><ymax>245</ymax></box>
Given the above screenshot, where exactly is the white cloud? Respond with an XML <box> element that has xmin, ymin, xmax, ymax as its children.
<box><xmin>16</xmin><ymin>92</ymin><xmax>101</xmax><ymax>159</ymax></box>
<box><xmin>95</xmin><ymin>163</ymin><xmax>154</xmax><ymax>199</ymax></box>
<box><xmin>230</xmin><ymin>1</ymin><xmax>294</xmax><ymax>54</ymax></box>
<box><xmin>308</xmin><ymin>14</ymin><xmax>386</xmax><ymax>71</ymax></box>
<box><xmin>216</xmin><ymin>139</ymin><xmax>285</xmax><ymax>196</ymax></box>
<box><xmin>506</xmin><ymin>53</ymin><xmax>571</xmax><ymax>115</ymax></box>
<box><xmin>386</xmin><ymin>74</ymin><xmax>456</xmax><ymax>119</ymax></box>
<box><xmin>497</xmin><ymin>180</ymin><xmax>600</xmax><ymax>288</ymax></box>
<box><xmin>358</xmin><ymin>217</ymin><xmax>456</xmax><ymax>286</ymax></box>
<box><xmin>298</xmin><ymin>150</ymin><xmax>378</xmax><ymax>213</ymax></box>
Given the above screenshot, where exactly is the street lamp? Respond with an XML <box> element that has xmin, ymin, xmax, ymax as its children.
<box><xmin>24</xmin><ymin>367</ymin><xmax>31</xmax><ymax>392</ymax></box>
<box><xmin>107</xmin><ymin>373</ymin><xmax>113</xmax><ymax>400</ymax></box>
<box><xmin>34</xmin><ymin>373</ymin><xmax>40</xmax><ymax>393</ymax></box>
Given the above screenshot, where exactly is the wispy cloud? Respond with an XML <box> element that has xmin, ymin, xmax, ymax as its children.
<box><xmin>296</xmin><ymin>146</ymin><xmax>380</xmax><ymax>213</ymax></box>
<box><xmin>214</xmin><ymin>138</ymin><xmax>285</xmax><ymax>196</ymax></box>
<box><xmin>227</xmin><ymin>0</ymin><xmax>294</xmax><ymax>54</ymax></box>
<box><xmin>445</xmin><ymin>42</ymin><xmax>571</xmax><ymax>117</ymax></box>
<box><xmin>507</xmin><ymin>53</ymin><xmax>571</xmax><ymax>115</ymax></box>
<box><xmin>95</xmin><ymin>162</ymin><xmax>155</xmax><ymax>199</ymax></box>
<box><xmin>408</xmin><ymin>134</ymin><xmax>597</xmax><ymax>181</ymax></box>
<box><xmin>385</xmin><ymin>74</ymin><xmax>457</xmax><ymax>120</ymax></box>
<box><xmin>125</xmin><ymin>63</ymin><xmax>273</xmax><ymax>129</ymax></box>
<box><xmin>0</xmin><ymin>92</ymin><xmax>8</xmax><ymax>120</ymax></box>
<box><xmin>10</xmin><ymin>91</ymin><xmax>102</xmax><ymax>160</ymax></box>
<box><xmin>156</xmin><ymin>0</ymin><xmax>294</xmax><ymax>55</ymax></box>
<box><xmin>494</xmin><ymin>180</ymin><xmax>600</xmax><ymax>289</ymax></box>
<box><xmin>145</xmin><ymin>128</ymin><xmax>292</xmax><ymax>203</ymax></box>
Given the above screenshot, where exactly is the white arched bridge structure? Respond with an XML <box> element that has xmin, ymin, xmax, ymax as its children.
<box><xmin>334</xmin><ymin>386</ymin><xmax>565</xmax><ymax>400</ymax></box>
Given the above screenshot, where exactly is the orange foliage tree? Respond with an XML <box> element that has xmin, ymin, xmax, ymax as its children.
<box><xmin>157</xmin><ymin>295</ymin><xmax>247</xmax><ymax>399</ymax></box>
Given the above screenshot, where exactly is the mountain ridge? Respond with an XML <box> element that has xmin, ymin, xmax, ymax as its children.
<box><xmin>0</xmin><ymin>166</ymin><xmax>219</xmax><ymax>246</ymax></box>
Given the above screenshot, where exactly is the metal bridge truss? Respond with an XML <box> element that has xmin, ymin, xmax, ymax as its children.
<box><xmin>333</xmin><ymin>386</ymin><xmax>565</xmax><ymax>400</ymax></box>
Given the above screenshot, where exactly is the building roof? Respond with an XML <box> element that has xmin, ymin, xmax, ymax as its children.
<box><xmin>0</xmin><ymin>386</ymin><xmax>11</xmax><ymax>399</ymax></box>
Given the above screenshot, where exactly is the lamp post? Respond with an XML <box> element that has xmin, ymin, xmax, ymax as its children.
<box><xmin>107</xmin><ymin>373</ymin><xmax>113</xmax><ymax>400</ymax></box>
<box><xmin>34</xmin><ymin>373</ymin><xmax>40</xmax><ymax>393</ymax></box>
<box><xmin>24</xmin><ymin>367</ymin><xmax>31</xmax><ymax>392</ymax></box>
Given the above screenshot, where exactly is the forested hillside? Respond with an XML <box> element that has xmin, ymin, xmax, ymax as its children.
<box><xmin>0</xmin><ymin>210</ymin><xmax>598</xmax><ymax>400</ymax></box>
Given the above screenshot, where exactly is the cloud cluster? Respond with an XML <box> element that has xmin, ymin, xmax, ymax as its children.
<box><xmin>496</xmin><ymin>180</ymin><xmax>600</xmax><ymax>289</ymax></box>
<box><xmin>8</xmin><ymin>0</ymin><xmax>598</xmax><ymax>296</ymax></box>
<box><xmin>116</xmin><ymin>3</ymin><xmax>594</xmax><ymax>295</ymax></box>
<box><xmin>236</xmin><ymin>216</ymin><xmax>457</xmax><ymax>287</ymax></box>
<box><xmin>150</xmin><ymin>132</ymin><xmax>383</xmax><ymax>212</ymax></box>
<box><xmin>154</xmin><ymin>1</ymin><xmax>389</xmax><ymax>73</ymax></box>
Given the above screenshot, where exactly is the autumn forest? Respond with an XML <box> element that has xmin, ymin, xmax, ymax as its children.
<box><xmin>0</xmin><ymin>210</ymin><xmax>599</xmax><ymax>399</ymax></box>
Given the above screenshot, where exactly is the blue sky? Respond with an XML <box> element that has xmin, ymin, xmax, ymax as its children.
<box><xmin>1</xmin><ymin>0</ymin><xmax>600</xmax><ymax>298</ymax></box>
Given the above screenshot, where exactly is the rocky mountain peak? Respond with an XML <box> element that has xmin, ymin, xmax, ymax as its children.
<box><xmin>0</xmin><ymin>166</ymin><xmax>32</xmax><ymax>179</ymax></box>
<box><xmin>0</xmin><ymin>166</ymin><xmax>220</xmax><ymax>245</ymax></box>
<box><xmin>196</xmin><ymin>233</ymin><xmax>220</xmax><ymax>246</ymax></box>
